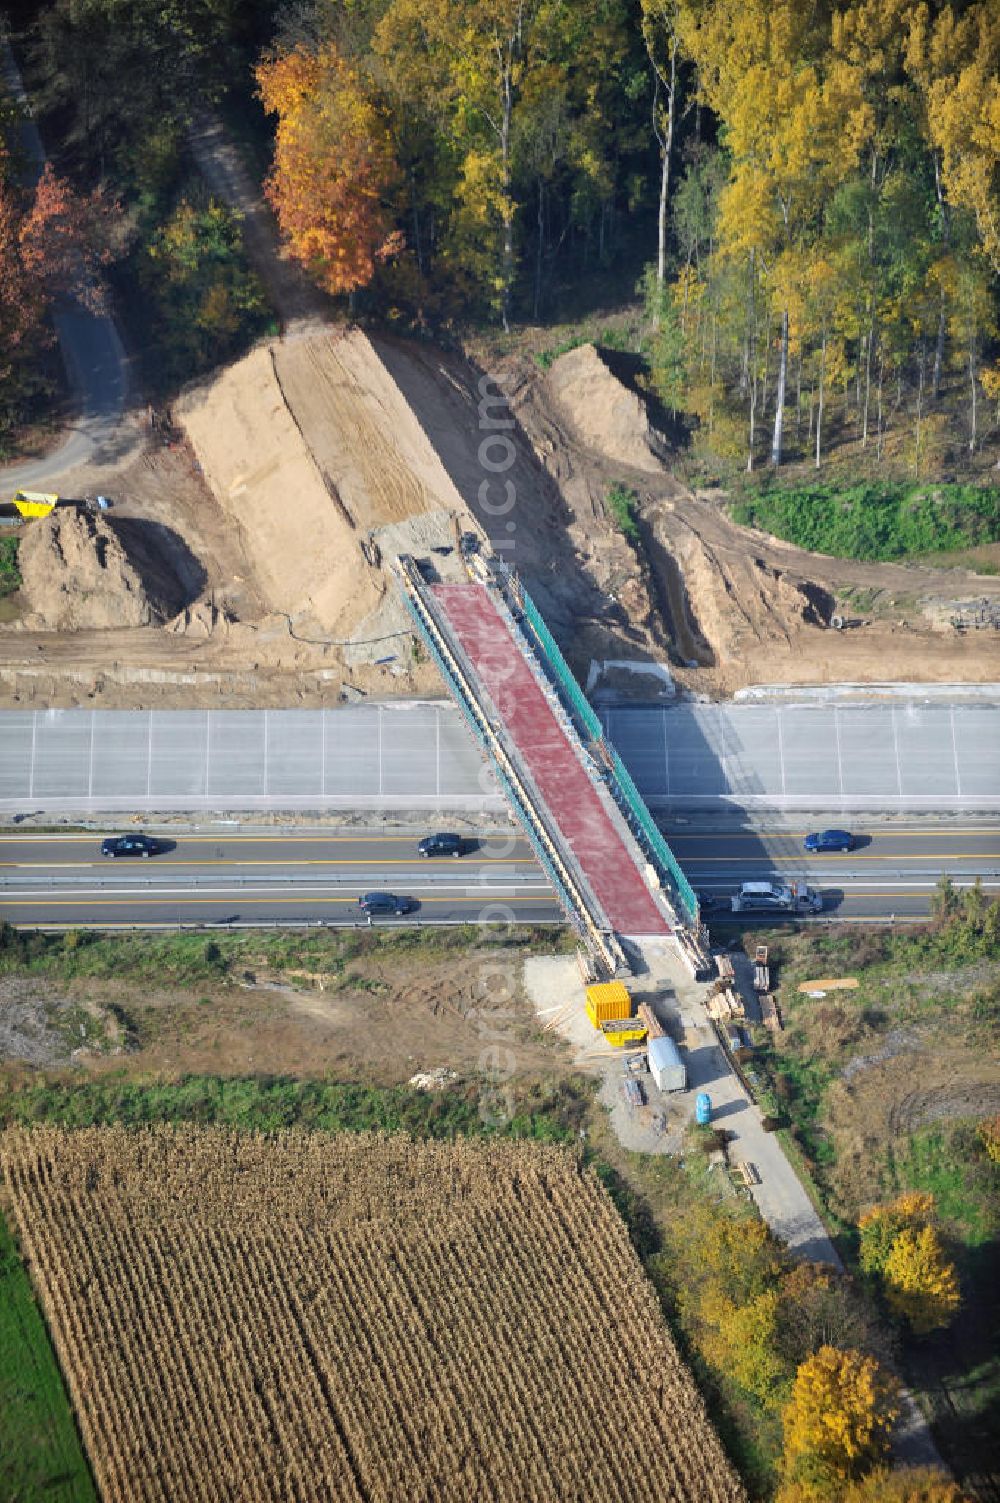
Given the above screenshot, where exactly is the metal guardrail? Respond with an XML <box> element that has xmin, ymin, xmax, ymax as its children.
<box><xmin>605</xmin><ymin>747</ymin><xmax>700</xmax><ymax>925</ymax></box>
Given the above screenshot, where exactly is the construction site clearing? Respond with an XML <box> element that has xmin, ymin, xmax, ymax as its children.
<box><xmin>2</xmin><ymin>320</ymin><xmax>1000</xmax><ymax>709</ymax></box>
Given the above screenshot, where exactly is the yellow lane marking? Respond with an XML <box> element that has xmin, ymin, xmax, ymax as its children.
<box><xmin>672</xmin><ymin>828</ymin><xmax>1000</xmax><ymax>840</ymax></box>
<box><xmin>0</xmin><ymin>833</ymin><xmax>524</xmax><ymax>845</ymax></box>
<box><xmin>0</xmin><ymin>894</ymin><xmax>550</xmax><ymax>908</ymax></box>
<box><xmin>0</xmin><ymin>858</ymin><xmax>533</xmax><ymax>869</ymax></box>
<box><xmin>683</xmin><ymin>853</ymin><xmax>998</xmax><ymax>863</ymax></box>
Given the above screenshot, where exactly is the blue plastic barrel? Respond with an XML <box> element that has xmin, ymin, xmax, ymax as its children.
<box><xmin>695</xmin><ymin>1092</ymin><xmax>712</xmax><ymax>1126</ymax></box>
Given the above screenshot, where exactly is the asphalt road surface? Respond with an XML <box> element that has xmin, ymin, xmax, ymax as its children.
<box><xmin>0</xmin><ymin>830</ymin><xmax>560</xmax><ymax>928</ymax></box>
<box><xmin>670</xmin><ymin>819</ymin><xmax>1000</xmax><ymax>922</ymax></box>
<box><xmin>0</xmin><ymin>820</ymin><xmax>997</xmax><ymax>928</ymax></box>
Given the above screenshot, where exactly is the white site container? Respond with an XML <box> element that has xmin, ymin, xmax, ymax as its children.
<box><xmin>648</xmin><ymin>1035</ymin><xmax>687</xmax><ymax>1093</ymax></box>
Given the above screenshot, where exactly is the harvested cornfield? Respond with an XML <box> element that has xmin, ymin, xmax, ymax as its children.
<box><xmin>1</xmin><ymin>1127</ymin><xmax>746</xmax><ymax>1503</ymax></box>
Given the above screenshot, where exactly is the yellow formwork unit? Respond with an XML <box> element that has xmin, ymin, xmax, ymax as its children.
<box><xmin>585</xmin><ymin>980</ymin><xmax>632</xmax><ymax>1029</ymax></box>
<box><xmin>600</xmin><ymin>1019</ymin><xmax>648</xmax><ymax>1049</ymax></box>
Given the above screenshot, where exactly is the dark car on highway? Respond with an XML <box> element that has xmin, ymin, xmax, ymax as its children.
<box><xmin>804</xmin><ymin>828</ymin><xmax>855</xmax><ymax>853</ymax></box>
<box><xmin>417</xmin><ymin>832</ymin><xmax>465</xmax><ymax>858</ymax></box>
<box><xmin>358</xmin><ymin>891</ymin><xmax>416</xmax><ymax>916</ymax></box>
<box><xmin>101</xmin><ymin>834</ymin><xmax>162</xmax><ymax>859</ymax></box>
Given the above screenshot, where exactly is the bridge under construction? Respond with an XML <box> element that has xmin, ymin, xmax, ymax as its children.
<box><xmin>396</xmin><ymin>549</ymin><xmax>699</xmax><ymax>976</ymax></box>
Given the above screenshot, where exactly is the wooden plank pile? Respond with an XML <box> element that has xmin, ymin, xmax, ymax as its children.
<box><xmin>706</xmin><ymin>955</ymin><xmax>745</xmax><ymax>1022</ymax></box>
<box><xmin>637</xmin><ymin>1002</ymin><xmax>665</xmax><ymax>1040</ymax></box>
<box><xmin>760</xmin><ymin>993</ymin><xmax>783</xmax><ymax>1031</ymax></box>
<box><xmin>753</xmin><ymin>944</ymin><xmax>770</xmax><ymax>994</ymax></box>
<box><xmin>673</xmin><ymin>929</ymin><xmax>714</xmax><ymax>982</ymax></box>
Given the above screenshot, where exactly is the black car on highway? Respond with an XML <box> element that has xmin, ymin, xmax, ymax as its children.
<box><xmin>417</xmin><ymin>832</ymin><xmax>466</xmax><ymax>858</ymax></box>
<box><xmin>358</xmin><ymin>891</ymin><xmax>416</xmax><ymax>916</ymax></box>
<box><xmin>101</xmin><ymin>834</ymin><xmax>162</xmax><ymax>859</ymax></box>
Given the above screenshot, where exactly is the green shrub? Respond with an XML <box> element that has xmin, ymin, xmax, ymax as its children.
<box><xmin>0</xmin><ymin>537</ymin><xmax>21</xmax><ymax>598</ymax></box>
<box><xmin>606</xmin><ymin>483</ymin><xmax>641</xmax><ymax>542</ymax></box>
<box><xmin>731</xmin><ymin>481</ymin><xmax>1000</xmax><ymax>561</ymax></box>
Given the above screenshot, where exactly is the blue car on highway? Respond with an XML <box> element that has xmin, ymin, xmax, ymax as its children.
<box><xmin>803</xmin><ymin>829</ymin><xmax>855</xmax><ymax>853</ymax></box>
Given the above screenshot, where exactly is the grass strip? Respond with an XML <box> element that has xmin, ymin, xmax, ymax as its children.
<box><xmin>732</xmin><ymin>480</ymin><xmax>1000</xmax><ymax>561</ymax></box>
<box><xmin>0</xmin><ymin>1214</ymin><xmax>97</xmax><ymax>1503</ymax></box>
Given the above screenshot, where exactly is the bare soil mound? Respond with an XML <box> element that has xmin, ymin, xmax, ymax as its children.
<box><xmin>546</xmin><ymin>343</ymin><xmax>668</xmax><ymax>474</ymax></box>
<box><xmin>18</xmin><ymin>509</ymin><xmax>188</xmax><ymax>630</ymax></box>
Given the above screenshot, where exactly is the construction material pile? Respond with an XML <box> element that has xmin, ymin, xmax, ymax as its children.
<box><xmin>546</xmin><ymin>343</ymin><xmax>669</xmax><ymax>474</ymax></box>
<box><xmin>18</xmin><ymin>509</ymin><xmax>187</xmax><ymax>630</ymax></box>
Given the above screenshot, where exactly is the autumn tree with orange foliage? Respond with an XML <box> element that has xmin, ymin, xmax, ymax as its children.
<box><xmin>779</xmin><ymin>1344</ymin><xmax>900</xmax><ymax>1497</ymax></box>
<box><xmin>18</xmin><ymin>163</ymin><xmax>119</xmax><ymax>313</ymax></box>
<box><xmin>1</xmin><ymin>151</ymin><xmax>120</xmax><ymax>429</ymax></box>
<box><xmin>256</xmin><ymin>43</ymin><xmax>402</xmax><ymax>298</ymax></box>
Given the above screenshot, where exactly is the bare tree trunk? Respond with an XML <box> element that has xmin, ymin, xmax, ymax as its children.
<box><xmin>932</xmin><ymin>155</ymin><xmax>950</xmax><ymax>402</ymax></box>
<box><xmin>876</xmin><ymin>352</ymin><xmax>885</xmax><ymax>462</ymax></box>
<box><xmin>533</xmin><ymin>178</ymin><xmax>544</xmax><ymax>321</ymax></box>
<box><xmin>913</xmin><ymin>346</ymin><xmax>925</xmax><ymax>476</ymax></box>
<box><xmin>815</xmin><ymin>329</ymin><xmax>826</xmax><ymax>469</ymax></box>
<box><xmin>746</xmin><ymin>253</ymin><xmax>757</xmax><ymax>471</ymax></box>
<box><xmin>771</xmin><ymin>307</ymin><xmax>788</xmax><ymax>466</ymax></box>
<box><xmin>932</xmin><ymin>292</ymin><xmax>946</xmax><ymax>399</ymax></box>
<box><xmin>795</xmin><ymin>350</ymin><xmax>802</xmax><ymax>440</ymax></box>
<box><xmin>862</xmin><ymin>312</ymin><xmax>875</xmax><ymax>447</ymax></box>
<box><xmin>500</xmin><ymin>53</ymin><xmax>514</xmax><ymax>333</ymax></box>
<box><xmin>654</xmin><ymin>36</ymin><xmax>678</xmax><ymax>285</ymax></box>
<box><xmin>409</xmin><ymin>169</ymin><xmax>425</xmax><ymax>276</ymax></box>
<box><xmin>970</xmin><ymin>343</ymin><xmax>978</xmax><ymax>453</ymax></box>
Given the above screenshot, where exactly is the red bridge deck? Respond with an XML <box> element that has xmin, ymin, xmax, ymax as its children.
<box><xmin>433</xmin><ymin>583</ymin><xmax>669</xmax><ymax>936</ymax></box>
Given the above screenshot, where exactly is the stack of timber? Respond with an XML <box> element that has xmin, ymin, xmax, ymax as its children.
<box><xmin>637</xmin><ymin>1002</ymin><xmax>666</xmax><ymax>1040</ymax></box>
<box><xmin>760</xmin><ymin>993</ymin><xmax>783</xmax><ymax>1031</ymax></box>
<box><xmin>753</xmin><ymin>945</ymin><xmax>770</xmax><ymax>993</ymax></box>
<box><xmin>706</xmin><ymin>990</ymin><xmax>744</xmax><ymax>1022</ymax></box>
<box><xmin>706</xmin><ymin>960</ymin><xmax>744</xmax><ymax>1022</ymax></box>
<box><xmin>674</xmin><ymin>928</ymin><xmax>714</xmax><ymax>981</ymax></box>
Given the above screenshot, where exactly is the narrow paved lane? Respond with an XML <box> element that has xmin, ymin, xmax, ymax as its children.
<box><xmin>0</xmin><ymin>38</ymin><xmax>130</xmax><ymax>490</ymax></box>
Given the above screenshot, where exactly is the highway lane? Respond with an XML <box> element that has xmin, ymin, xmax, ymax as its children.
<box><xmin>0</xmin><ymin>830</ymin><xmax>561</xmax><ymax>927</ymax></box>
<box><xmin>668</xmin><ymin>822</ymin><xmax>1000</xmax><ymax>879</ymax></box>
<box><xmin>667</xmin><ymin>820</ymin><xmax>1000</xmax><ymax>922</ymax></box>
<box><xmin>0</xmin><ymin>822</ymin><xmax>998</xmax><ymax>927</ymax></box>
<box><xmin>0</xmin><ymin>830</ymin><xmax>537</xmax><ymax>868</ymax></box>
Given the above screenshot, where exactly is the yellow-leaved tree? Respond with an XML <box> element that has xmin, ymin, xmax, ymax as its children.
<box><xmin>979</xmin><ymin>1112</ymin><xmax>1000</xmax><ymax>1163</ymax></box>
<box><xmin>859</xmin><ymin>1192</ymin><xmax>961</xmax><ymax>1334</ymax></box>
<box><xmin>699</xmin><ymin>1287</ymin><xmax>787</xmax><ymax>1403</ymax></box>
<box><xmin>840</xmin><ymin>1464</ymin><xmax>970</xmax><ymax>1501</ymax></box>
<box><xmin>882</xmin><ymin>1225</ymin><xmax>961</xmax><ymax>1335</ymax></box>
<box><xmin>779</xmin><ymin>1464</ymin><xmax>968</xmax><ymax>1502</ymax></box>
<box><xmin>781</xmin><ymin>1344</ymin><xmax>900</xmax><ymax>1495</ymax></box>
<box><xmin>907</xmin><ymin>1</ymin><xmax>1000</xmax><ymax>274</ymax></box>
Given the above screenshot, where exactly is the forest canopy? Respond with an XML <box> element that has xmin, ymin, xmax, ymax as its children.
<box><xmin>5</xmin><ymin>0</ymin><xmax>1000</xmax><ymax>474</ymax></box>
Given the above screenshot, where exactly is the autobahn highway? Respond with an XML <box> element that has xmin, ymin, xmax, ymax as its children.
<box><xmin>668</xmin><ymin>820</ymin><xmax>1000</xmax><ymax>922</ymax></box>
<box><xmin>0</xmin><ymin>821</ymin><xmax>997</xmax><ymax>928</ymax></box>
<box><xmin>0</xmin><ymin>830</ymin><xmax>561</xmax><ymax>928</ymax></box>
